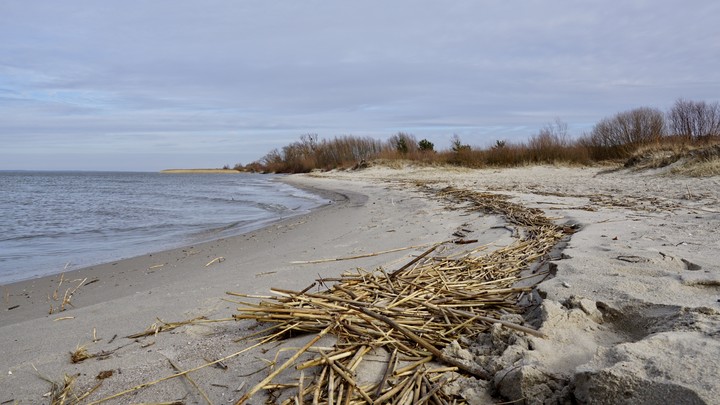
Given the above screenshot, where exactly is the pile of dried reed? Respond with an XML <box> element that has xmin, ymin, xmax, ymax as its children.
<box><xmin>230</xmin><ymin>186</ymin><xmax>569</xmax><ymax>404</ymax></box>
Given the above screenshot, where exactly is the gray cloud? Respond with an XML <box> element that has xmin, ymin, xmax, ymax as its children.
<box><xmin>1</xmin><ymin>0</ymin><xmax>719</xmax><ymax>170</ymax></box>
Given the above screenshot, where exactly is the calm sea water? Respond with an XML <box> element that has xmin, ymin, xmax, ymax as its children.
<box><xmin>0</xmin><ymin>171</ymin><xmax>326</xmax><ymax>284</ymax></box>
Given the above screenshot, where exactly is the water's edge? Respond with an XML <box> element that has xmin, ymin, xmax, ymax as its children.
<box><xmin>0</xmin><ymin>173</ymin><xmax>332</xmax><ymax>285</ymax></box>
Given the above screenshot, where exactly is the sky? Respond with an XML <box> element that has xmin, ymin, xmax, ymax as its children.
<box><xmin>1</xmin><ymin>1</ymin><xmax>719</xmax><ymax>171</ymax></box>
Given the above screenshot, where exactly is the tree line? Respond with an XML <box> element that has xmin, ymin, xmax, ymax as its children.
<box><xmin>238</xmin><ymin>98</ymin><xmax>720</xmax><ymax>173</ymax></box>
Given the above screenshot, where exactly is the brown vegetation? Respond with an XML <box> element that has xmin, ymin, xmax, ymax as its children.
<box><xmin>241</xmin><ymin>99</ymin><xmax>720</xmax><ymax>175</ymax></box>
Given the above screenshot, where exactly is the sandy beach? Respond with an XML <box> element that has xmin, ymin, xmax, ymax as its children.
<box><xmin>2</xmin><ymin>165</ymin><xmax>719</xmax><ymax>404</ymax></box>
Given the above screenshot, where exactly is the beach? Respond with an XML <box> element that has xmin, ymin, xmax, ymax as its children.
<box><xmin>1</xmin><ymin>165</ymin><xmax>719</xmax><ymax>404</ymax></box>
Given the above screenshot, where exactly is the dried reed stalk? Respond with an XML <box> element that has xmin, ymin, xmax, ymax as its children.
<box><xmin>77</xmin><ymin>184</ymin><xmax>567</xmax><ymax>405</ymax></box>
<box><xmin>228</xmin><ymin>185</ymin><xmax>568</xmax><ymax>404</ymax></box>
<box><xmin>126</xmin><ymin>316</ymin><xmax>208</xmax><ymax>339</ymax></box>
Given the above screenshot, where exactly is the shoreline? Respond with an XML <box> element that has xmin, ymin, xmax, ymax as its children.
<box><xmin>1</xmin><ymin>173</ymin><xmax>484</xmax><ymax>403</ymax></box>
<box><xmin>0</xmin><ymin>178</ymin><xmax>345</xmax><ymax>327</ymax></box>
<box><xmin>0</xmin><ymin>173</ymin><xmax>327</xmax><ymax>287</ymax></box>
<box><xmin>160</xmin><ymin>169</ymin><xmax>243</xmax><ymax>174</ymax></box>
<box><xmin>2</xmin><ymin>166</ymin><xmax>718</xmax><ymax>403</ymax></box>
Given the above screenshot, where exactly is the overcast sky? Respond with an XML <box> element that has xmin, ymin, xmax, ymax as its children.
<box><xmin>1</xmin><ymin>1</ymin><xmax>719</xmax><ymax>171</ymax></box>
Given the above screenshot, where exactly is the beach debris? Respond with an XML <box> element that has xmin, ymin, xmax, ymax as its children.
<box><xmin>453</xmin><ymin>238</ymin><xmax>478</xmax><ymax>244</ymax></box>
<box><xmin>84</xmin><ymin>278</ymin><xmax>100</xmax><ymax>286</ymax></box>
<box><xmin>165</xmin><ymin>356</ymin><xmax>212</xmax><ymax>405</ymax></box>
<box><xmin>53</xmin><ymin>316</ymin><xmax>75</xmax><ymax>321</ymax></box>
<box><xmin>72</xmin><ymin>185</ymin><xmax>569</xmax><ymax>404</ymax></box>
<box><xmin>70</xmin><ymin>345</ymin><xmax>94</xmax><ymax>363</ymax></box>
<box><xmin>289</xmin><ymin>243</ymin><xmax>434</xmax><ymax>264</ymax></box>
<box><xmin>7</xmin><ymin>305</ymin><xmax>19</xmax><ymax>310</ymax></box>
<box><xmin>84</xmin><ymin>343</ymin><xmax>269</xmax><ymax>404</ymax></box>
<box><xmin>126</xmin><ymin>316</ymin><xmax>208</xmax><ymax>339</ymax></box>
<box><xmin>616</xmin><ymin>255</ymin><xmax>649</xmax><ymax>263</ymax></box>
<box><xmin>95</xmin><ymin>370</ymin><xmax>113</xmax><ymax>380</ymax></box>
<box><xmin>682</xmin><ymin>258</ymin><xmax>702</xmax><ymax>271</ymax></box>
<box><xmin>33</xmin><ymin>365</ymin><xmax>100</xmax><ymax>405</ymax></box>
<box><xmin>206</xmin><ymin>358</ymin><xmax>228</xmax><ymax>370</ymax></box>
<box><xmin>48</xmin><ymin>275</ymin><xmax>87</xmax><ymax>314</ymax></box>
<box><xmin>69</xmin><ymin>341</ymin><xmax>135</xmax><ymax>365</ymax></box>
<box><xmin>205</xmin><ymin>257</ymin><xmax>225</xmax><ymax>267</ymax></box>
<box><xmin>227</xmin><ymin>186</ymin><xmax>566</xmax><ymax>404</ymax></box>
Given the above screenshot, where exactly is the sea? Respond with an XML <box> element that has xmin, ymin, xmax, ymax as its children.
<box><xmin>0</xmin><ymin>171</ymin><xmax>327</xmax><ymax>285</ymax></box>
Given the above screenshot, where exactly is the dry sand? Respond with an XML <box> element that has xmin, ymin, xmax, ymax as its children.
<box><xmin>1</xmin><ymin>165</ymin><xmax>718</xmax><ymax>404</ymax></box>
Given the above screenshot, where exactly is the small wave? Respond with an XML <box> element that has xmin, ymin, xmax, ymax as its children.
<box><xmin>256</xmin><ymin>202</ymin><xmax>289</xmax><ymax>213</ymax></box>
<box><xmin>208</xmin><ymin>221</ymin><xmax>243</xmax><ymax>233</ymax></box>
<box><xmin>0</xmin><ymin>171</ymin><xmax>326</xmax><ymax>284</ymax></box>
<box><xmin>188</xmin><ymin>221</ymin><xmax>249</xmax><ymax>239</ymax></box>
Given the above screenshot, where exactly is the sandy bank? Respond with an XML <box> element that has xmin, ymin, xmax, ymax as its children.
<box><xmin>160</xmin><ymin>169</ymin><xmax>243</xmax><ymax>174</ymax></box>
<box><xmin>309</xmin><ymin>164</ymin><xmax>720</xmax><ymax>404</ymax></box>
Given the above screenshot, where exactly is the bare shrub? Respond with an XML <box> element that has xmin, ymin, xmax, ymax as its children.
<box><xmin>386</xmin><ymin>132</ymin><xmax>419</xmax><ymax>155</ymax></box>
<box><xmin>315</xmin><ymin>135</ymin><xmax>384</xmax><ymax>169</ymax></box>
<box><xmin>668</xmin><ymin>98</ymin><xmax>720</xmax><ymax>141</ymax></box>
<box><xmin>585</xmin><ymin>107</ymin><xmax>666</xmax><ymax>159</ymax></box>
<box><xmin>527</xmin><ymin>119</ymin><xmax>568</xmax><ymax>162</ymax></box>
<box><xmin>483</xmin><ymin>141</ymin><xmax>525</xmax><ymax>166</ymax></box>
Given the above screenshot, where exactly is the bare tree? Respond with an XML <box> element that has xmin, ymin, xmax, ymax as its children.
<box><xmin>668</xmin><ymin>98</ymin><xmax>720</xmax><ymax>140</ymax></box>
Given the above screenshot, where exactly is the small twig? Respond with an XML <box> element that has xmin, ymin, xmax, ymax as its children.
<box><xmin>87</xmin><ymin>338</ymin><xmax>269</xmax><ymax>404</ymax></box>
<box><xmin>290</xmin><ymin>243</ymin><xmax>434</xmax><ymax>264</ymax></box>
<box><xmin>166</xmin><ymin>357</ymin><xmax>213</xmax><ymax>405</ymax></box>
<box><xmin>205</xmin><ymin>257</ymin><xmax>225</xmax><ymax>267</ymax></box>
<box><xmin>375</xmin><ymin>348</ymin><xmax>398</xmax><ymax>397</ymax></box>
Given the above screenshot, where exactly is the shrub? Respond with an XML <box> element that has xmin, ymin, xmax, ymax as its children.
<box><xmin>668</xmin><ymin>98</ymin><xmax>720</xmax><ymax>141</ymax></box>
<box><xmin>387</xmin><ymin>132</ymin><xmax>418</xmax><ymax>155</ymax></box>
<box><xmin>418</xmin><ymin>139</ymin><xmax>435</xmax><ymax>152</ymax></box>
<box><xmin>586</xmin><ymin>107</ymin><xmax>666</xmax><ymax>159</ymax></box>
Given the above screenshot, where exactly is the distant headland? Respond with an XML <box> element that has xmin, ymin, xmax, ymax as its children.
<box><xmin>160</xmin><ymin>168</ymin><xmax>243</xmax><ymax>174</ymax></box>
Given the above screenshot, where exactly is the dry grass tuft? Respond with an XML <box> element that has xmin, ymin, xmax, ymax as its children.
<box><xmin>671</xmin><ymin>157</ymin><xmax>720</xmax><ymax>177</ymax></box>
<box><xmin>125</xmin><ymin>316</ymin><xmax>208</xmax><ymax>339</ymax></box>
<box><xmin>34</xmin><ymin>368</ymin><xmax>98</xmax><ymax>405</ymax></box>
<box><xmin>70</xmin><ymin>345</ymin><xmax>94</xmax><ymax>364</ymax></box>
<box><xmin>625</xmin><ymin>142</ymin><xmax>720</xmax><ymax>176</ymax></box>
<box><xmin>48</xmin><ymin>275</ymin><xmax>87</xmax><ymax>314</ymax></box>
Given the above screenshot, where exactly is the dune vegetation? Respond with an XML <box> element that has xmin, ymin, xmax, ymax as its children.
<box><xmin>240</xmin><ymin>98</ymin><xmax>720</xmax><ymax>176</ymax></box>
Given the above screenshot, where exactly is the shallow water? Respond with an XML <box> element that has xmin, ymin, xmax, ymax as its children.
<box><xmin>0</xmin><ymin>171</ymin><xmax>326</xmax><ymax>284</ymax></box>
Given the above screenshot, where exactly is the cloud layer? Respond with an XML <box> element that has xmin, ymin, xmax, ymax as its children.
<box><xmin>1</xmin><ymin>1</ymin><xmax>719</xmax><ymax>170</ymax></box>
